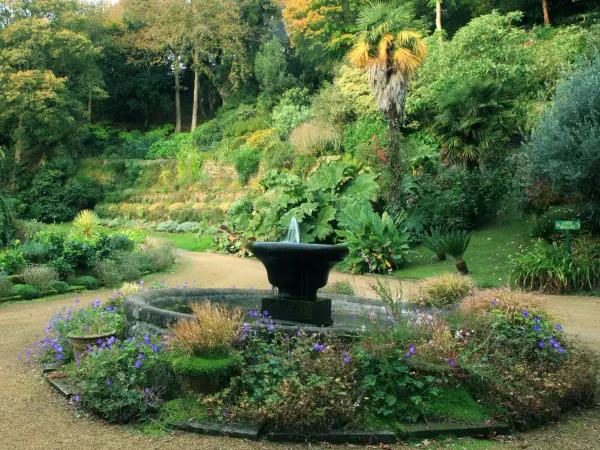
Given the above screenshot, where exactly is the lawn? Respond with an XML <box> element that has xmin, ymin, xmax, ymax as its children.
<box><xmin>147</xmin><ymin>232</ymin><xmax>214</xmax><ymax>252</ymax></box>
<box><xmin>395</xmin><ymin>219</ymin><xmax>532</xmax><ymax>288</ymax></box>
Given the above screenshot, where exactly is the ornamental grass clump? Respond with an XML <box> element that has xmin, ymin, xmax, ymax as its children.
<box><xmin>21</xmin><ymin>265</ymin><xmax>59</xmax><ymax>292</ymax></box>
<box><xmin>169</xmin><ymin>301</ymin><xmax>243</xmax><ymax>357</ymax></box>
<box><xmin>419</xmin><ymin>273</ymin><xmax>473</xmax><ymax>308</ymax></box>
<box><xmin>511</xmin><ymin>238</ymin><xmax>600</xmax><ymax>293</ymax></box>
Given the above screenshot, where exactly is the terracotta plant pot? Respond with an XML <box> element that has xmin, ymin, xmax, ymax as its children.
<box><xmin>68</xmin><ymin>330</ymin><xmax>117</xmax><ymax>359</ymax></box>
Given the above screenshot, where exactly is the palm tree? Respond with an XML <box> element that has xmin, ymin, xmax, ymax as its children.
<box><xmin>349</xmin><ymin>2</ymin><xmax>427</xmax><ymax>131</ymax></box>
<box><xmin>432</xmin><ymin>77</ymin><xmax>510</xmax><ymax>166</ymax></box>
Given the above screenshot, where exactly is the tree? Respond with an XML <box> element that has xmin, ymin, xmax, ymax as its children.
<box><xmin>283</xmin><ymin>0</ymin><xmax>369</xmax><ymax>71</ymax></box>
<box><xmin>254</xmin><ymin>36</ymin><xmax>298</xmax><ymax>110</ymax></box>
<box><xmin>349</xmin><ymin>2</ymin><xmax>427</xmax><ymax>130</ymax></box>
<box><xmin>188</xmin><ymin>0</ymin><xmax>247</xmax><ymax>131</ymax></box>
<box><xmin>432</xmin><ymin>77</ymin><xmax>510</xmax><ymax>166</ymax></box>
<box><xmin>121</xmin><ymin>0</ymin><xmax>189</xmax><ymax>132</ymax></box>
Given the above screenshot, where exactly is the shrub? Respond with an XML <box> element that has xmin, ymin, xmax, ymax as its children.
<box><xmin>119</xmin><ymin>125</ymin><xmax>172</xmax><ymax>158</ymax></box>
<box><xmin>169</xmin><ymin>301</ymin><xmax>243</xmax><ymax>357</ymax></box>
<box><xmin>441</xmin><ymin>230</ymin><xmax>472</xmax><ymax>275</ymax></box>
<box><xmin>156</xmin><ymin>220</ymin><xmax>179</xmax><ymax>232</ymax></box>
<box><xmin>10</xmin><ymin>284</ymin><xmax>41</xmax><ymax>299</ymax></box>
<box><xmin>95</xmin><ymin>261</ymin><xmax>123</xmax><ymax>287</ymax></box>
<box><xmin>74</xmin><ymin>337</ymin><xmax>179</xmax><ymax>423</ymax></box>
<box><xmin>73</xmin><ymin>210</ymin><xmax>100</xmax><ymax>239</ymax></box>
<box><xmin>18</xmin><ymin>241</ymin><xmax>48</xmax><ymax>264</ymax></box>
<box><xmin>171</xmin><ymin>354</ymin><xmax>239</xmax><ymax>378</ymax></box>
<box><xmin>419</xmin><ymin>273</ymin><xmax>473</xmax><ymax>308</ymax></box>
<box><xmin>342</xmin><ymin>115</ymin><xmax>388</xmax><ymax>156</ymax></box>
<box><xmin>21</xmin><ymin>265</ymin><xmax>59</xmax><ymax>292</ymax></box>
<box><xmin>73</xmin><ymin>276</ymin><xmax>100</xmax><ymax>290</ymax></box>
<box><xmin>528</xmin><ymin>215</ymin><xmax>555</xmax><ymax>242</ymax></box>
<box><xmin>231</xmin><ymin>145</ymin><xmax>261</xmax><ymax>185</ymax></box>
<box><xmin>0</xmin><ymin>249</ymin><xmax>27</xmax><ymax>275</ymax></box>
<box><xmin>323</xmin><ymin>279</ymin><xmax>356</xmax><ymax>296</ymax></box>
<box><xmin>271</xmin><ymin>88</ymin><xmax>312</xmax><ymax>138</ymax></box>
<box><xmin>337</xmin><ymin>204</ymin><xmax>410</xmax><ymax>274</ymax></box>
<box><xmin>107</xmin><ymin>234</ymin><xmax>136</xmax><ymax>252</ymax></box>
<box><xmin>175</xmin><ymin>222</ymin><xmax>202</xmax><ymax>233</ymax></box>
<box><xmin>421</xmin><ymin>226</ymin><xmax>448</xmax><ymax>261</ymax></box>
<box><xmin>0</xmin><ymin>276</ymin><xmax>13</xmax><ymax>297</ymax></box>
<box><xmin>49</xmin><ymin>280</ymin><xmax>69</xmax><ymax>293</ymax></box>
<box><xmin>145</xmin><ymin>245</ymin><xmax>176</xmax><ymax>272</ymax></box>
<box><xmin>116</xmin><ymin>252</ymin><xmax>146</xmax><ymax>282</ymax></box>
<box><xmin>511</xmin><ymin>239</ymin><xmax>600</xmax><ymax>293</ymax></box>
<box><xmin>147</xmin><ymin>132</ymin><xmax>193</xmax><ymax>159</ymax></box>
<box><xmin>220</xmin><ymin>331</ymin><xmax>359</xmax><ymax>432</ymax></box>
<box><xmin>262</xmin><ymin>141</ymin><xmax>294</xmax><ymax>171</ymax></box>
<box><xmin>529</xmin><ymin>54</ymin><xmax>600</xmax><ymax>204</ymax></box>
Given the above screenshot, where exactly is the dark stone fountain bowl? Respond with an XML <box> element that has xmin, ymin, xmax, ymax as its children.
<box><xmin>248</xmin><ymin>242</ymin><xmax>349</xmax><ymax>301</ymax></box>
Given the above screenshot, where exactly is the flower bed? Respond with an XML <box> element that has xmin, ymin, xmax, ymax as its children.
<box><xmin>27</xmin><ymin>285</ymin><xmax>599</xmax><ymax>443</ymax></box>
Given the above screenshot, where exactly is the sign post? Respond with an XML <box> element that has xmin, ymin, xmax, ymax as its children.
<box><xmin>554</xmin><ymin>220</ymin><xmax>581</xmax><ymax>254</ymax></box>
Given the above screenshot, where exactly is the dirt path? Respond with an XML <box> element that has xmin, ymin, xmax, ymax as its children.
<box><xmin>0</xmin><ymin>250</ymin><xmax>599</xmax><ymax>449</ymax></box>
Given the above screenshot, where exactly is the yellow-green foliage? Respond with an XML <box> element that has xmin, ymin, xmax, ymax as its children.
<box><xmin>73</xmin><ymin>209</ymin><xmax>100</xmax><ymax>239</ymax></box>
<box><xmin>335</xmin><ymin>64</ymin><xmax>379</xmax><ymax>117</ymax></box>
<box><xmin>420</xmin><ymin>273</ymin><xmax>473</xmax><ymax>307</ymax></box>
<box><xmin>245</xmin><ymin>128</ymin><xmax>279</xmax><ymax>150</ymax></box>
<box><xmin>168</xmin><ymin>301</ymin><xmax>243</xmax><ymax>357</ymax></box>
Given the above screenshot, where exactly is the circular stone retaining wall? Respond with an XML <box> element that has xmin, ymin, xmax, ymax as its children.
<box><xmin>124</xmin><ymin>287</ymin><xmax>429</xmax><ymax>336</ymax></box>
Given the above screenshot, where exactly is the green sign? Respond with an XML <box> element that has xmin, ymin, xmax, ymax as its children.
<box><xmin>554</xmin><ymin>220</ymin><xmax>581</xmax><ymax>231</ymax></box>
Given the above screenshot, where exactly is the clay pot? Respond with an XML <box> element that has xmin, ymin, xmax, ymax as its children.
<box><xmin>68</xmin><ymin>331</ymin><xmax>117</xmax><ymax>359</ymax></box>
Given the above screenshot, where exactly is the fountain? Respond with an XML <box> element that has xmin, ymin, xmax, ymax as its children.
<box><xmin>248</xmin><ymin>217</ymin><xmax>349</xmax><ymax>326</ymax></box>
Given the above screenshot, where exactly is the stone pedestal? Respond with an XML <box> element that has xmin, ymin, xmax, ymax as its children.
<box><xmin>261</xmin><ymin>296</ymin><xmax>332</xmax><ymax>327</ymax></box>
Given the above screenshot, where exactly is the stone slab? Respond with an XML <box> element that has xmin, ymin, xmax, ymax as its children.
<box><xmin>46</xmin><ymin>376</ymin><xmax>77</xmax><ymax>399</ymax></box>
<box><xmin>404</xmin><ymin>421</ymin><xmax>510</xmax><ymax>439</ymax></box>
<box><xmin>171</xmin><ymin>421</ymin><xmax>262</xmax><ymax>440</ymax></box>
<box><xmin>41</xmin><ymin>363</ymin><xmax>60</xmax><ymax>374</ymax></box>
<box><xmin>266</xmin><ymin>429</ymin><xmax>397</xmax><ymax>444</ymax></box>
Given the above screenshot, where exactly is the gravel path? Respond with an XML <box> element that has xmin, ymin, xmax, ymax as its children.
<box><xmin>1</xmin><ymin>250</ymin><xmax>599</xmax><ymax>449</ymax></box>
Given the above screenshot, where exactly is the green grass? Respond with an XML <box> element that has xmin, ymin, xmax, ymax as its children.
<box><xmin>425</xmin><ymin>386</ymin><xmax>493</xmax><ymax>422</ymax></box>
<box><xmin>395</xmin><ymin>219</ymin><xmax>532</xmax><ymax>288</ymax></box>
<box><xmin>147</xmin><ymin>232</ymin><xmax>214</xmax><ymax>252</ymax></box>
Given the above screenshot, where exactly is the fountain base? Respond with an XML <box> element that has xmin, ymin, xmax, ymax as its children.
<box><xmin>262</xmin><ymin>296</ymin><xmax>332</xmax><ymax>327</ymax></box>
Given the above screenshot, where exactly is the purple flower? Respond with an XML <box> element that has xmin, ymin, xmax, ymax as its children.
<box><xmin>243</xmin><ymin>324</ymin><xmax>249</xmax><ymax>333</ymax></box>
<box><xmin>97</xmin><ymin>339</ymin><xmax>103</xmax><ymax>345</ymax></box>
<box><xmin>552</xmin><ymin>342</ymin><xmax>559</xmax><ymax>349</ymax></box>
<box><xmin>451</xmin><ymin>303</ymin><xmax>458</xmax><ymax>308</ymax></box>
<box><xmin>144</xmin><ymin>387</ymin><xmax>151</xmax><ymax>394</ymax></box>
<box><xmin>534</xmin><ymin>317</ymin><xmax>541</xmax><ymax>323</ymax></box>
<box><xmin>262</xmin><ymin>310</ymin><xmax>268</xmax><ymax>317</ymax></box>
<box><xmin>75</xmin><ymin>298</ymin><xmax>80</xmax><ymax>304</ymax></box>
<box><xmin>56</xmin><ymin>353</ymin><xmax>63</xmax><ymax>361</ymax></box>
<box><xmin>343</xmin><ymin>352</ymin><xmax>351</xmax><ymax>363</ymax></box>
<box><xmin>538</xmin><ymin>341</ymin><xmax>544</xmax><ymax>348</ymax></box>
<box><xmin>268</xmin><ymin>324</ymin><xmax>275</xmax><ymax>331</ymax></box>
<box><xmin>297</xmin><ymin>330</ymin><xmax>302</xmax><ymax>338</ymax></box>
<box><xmin>350</xmin><ymin>314</ymin><xmax>355</xmax><ymax>321</ymax></box>
<box><xmin>313</xmin><ymin>343</ymin><xmax>324</xmax><ymax>352</ymax></box>
<box><xmin>522</xmin><ymin>310</ymin><xmax>530</xmax><ymax>319</ymax></box>
<box><xmin>491</xmin><ymin>301</ymin><xmax>497</xmax><ymax>306</ymax></box>
<box><xmin>408</xmin><ymin>345</ymin><xmax>416</xmax><ymax>355</ymax></box>
<box><xmin>140</xmin><ymin>280</ymin><xmax>144</xmax><ymax>285</ymax></box>
<box><xmin>232</xmin><ymin>285</ymin><xmax>236</xmax><ymax>289</ymax></box>
<box><xmin>138</xmin><ymin>353</ymin><xmax>145</xmax><ymax>360</ymax></box>
<box><xmin>151</xmin><ymin>345</ymin><xmax>159</xmax><ymax>353</ymax></box>
<box><xmin>17</xmin><ymin>353</ymin><xmax>22</xmax><ymax>359</ymax></box>
<box><xmin>73</xmin><ymin>394</ymin><xmax>80</xmax><ymax>402</ymax></box>
<box><xmin>534</xmin><ymin>325</ymin><xmax>541</xmax><ymax>332</ymax></box>
<box><xmin>557</xmin><ymin>347</ymin><xmax>565</xmax><ymax>354</ymax></box>
<box><xmin>134</xmin><ymin>360</ymin><xmax>141</xmax><ymax>368</ymax></box>
<box><xmin>223</xmin><ymin>410</ymin><xmax>227</xmax><ymax>417</ymax></box>
<box><xmin>446</xmin><ymin>358</ymin><xmax>457</xmax><ymax>368</ymax></box>
<box><xmin>556</xmin><ymin>324</ymin><xmax>563</xmax><ymax>331</ymax></box>
<box><xmin>107</xmin><ymin>379</ymin><xmax>113</xmax><ymax>386</ymax></box>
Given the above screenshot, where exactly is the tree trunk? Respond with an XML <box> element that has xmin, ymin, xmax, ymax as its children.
<box><xmin>174</xmin><ymin>53</ymin><xmax>182</xmax><ymax>133</ymax></box>
<box><xmin>88</xmin><ymin>95</ymin><xmax>92</xmax><ymax>123</ymax></box>
<box><xmin>542</xmin><ymin>0</ymin><xmax>550</xmax><ymax>26</ymax></box>
<box><xmin>456</xmin><ymin>258</ymin><xmax>469</xmax><ymax>275</ymax></box>
<box><xmin>191</xmin><ymin>45</ymin><xmax>199</xmax><ymax>132</ymax></box>
<box><xmin>436</xmin><ymin>252</ymin><xmax>446</xmax><ymax>261</ymax></box>
<box><xmin>436</xmin><ymin>0</ymin><xmax>443</xmax><ymax>42</ymax></box>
